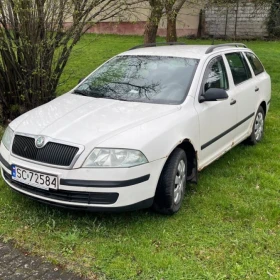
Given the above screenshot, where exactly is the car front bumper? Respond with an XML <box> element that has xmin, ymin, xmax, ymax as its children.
<box><xmin>0</xmin><ymin>145</ymin><xmax>165</xmax><ymax>211</ymax></box>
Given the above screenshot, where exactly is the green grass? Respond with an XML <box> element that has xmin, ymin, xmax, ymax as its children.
<box><xmin>0</xmin><ymin>35</ymin><xmax>280</xmax><ymax>280</ymax></box>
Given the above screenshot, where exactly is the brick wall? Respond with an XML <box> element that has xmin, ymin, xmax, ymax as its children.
<box><xmin>204</xmin><ymin>2</ymin><xmax>271</xmax><ymax>39</ymax></box>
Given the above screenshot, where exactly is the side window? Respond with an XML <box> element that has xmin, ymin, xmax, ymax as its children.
<box><xmin>245</xmin><ymin>52</ymin><xmax>264</xmax><ymax>76</ymax></box>
<box><xmin>225</xmin><ymin>52</ymin><xmax>252</xmax><ymax>85</ymax></box>
<box><xmin>202</xmin><ymin>56</ymin><xmax>229</xmax><ymax>93</ymax></box>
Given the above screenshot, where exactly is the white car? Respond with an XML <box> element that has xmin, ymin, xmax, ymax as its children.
<box><xmin>0</xmin><ymin>43</ymin><xmax>271</xmax><ymax>214</ymax></box>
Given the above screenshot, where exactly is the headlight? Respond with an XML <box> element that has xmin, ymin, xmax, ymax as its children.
<box><xmin>83</xmin><ymin>148</ymin><xmax>148</xmax><ymax>168</ymax></box>
<box><xmin>1</xmin><ymin>126</ymin><xmax>14</xmax><ymax>150</ymax></box>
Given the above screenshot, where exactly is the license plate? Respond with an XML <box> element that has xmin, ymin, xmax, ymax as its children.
<box><xmin>12</xmin><ymin>165</ymin><xmax>58</xmax><ymax>190</ymax></box>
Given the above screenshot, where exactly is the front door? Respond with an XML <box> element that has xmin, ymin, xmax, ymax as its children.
<box><xmin>195</xmin><ymin>55</ymin><xmax>237</xmax><ymax>169</ymax></box>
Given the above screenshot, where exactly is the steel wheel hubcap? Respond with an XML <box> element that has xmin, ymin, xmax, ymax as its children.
<box><xmin>254</xmin><ymin>112</ymin><xmax>264</xmax><ymax>141</ymax></box>
<box><xmin>174</xmin><ymin>160</ymin><xmax>186</xmax><ymax>205</ymax></box>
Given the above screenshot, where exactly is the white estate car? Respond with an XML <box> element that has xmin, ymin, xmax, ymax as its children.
<box><xmin>0</xmin><ymin>43</ymin><xmax>271</xmax><ymax>214</ymax></box>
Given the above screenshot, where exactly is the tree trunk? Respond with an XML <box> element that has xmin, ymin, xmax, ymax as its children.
<box><xmin>144</xmin><ymin>1</ymin><xmax>163</xmax><ymax>44</ymax></box>
<box><xmin>165</xmin><ymin>0</ymin><xmax>185</xmax><ymax>42</ymax></box>
<box><xmin>166</xmin><ymin>13</ymin><xmax>177</xmax><ymax>42</ymax></box>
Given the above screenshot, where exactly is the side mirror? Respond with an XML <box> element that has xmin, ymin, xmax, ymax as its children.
<box><xmin>199</xmin><ymin>88</ymin><xmax>228</xmax><ymax>103</ymax></box>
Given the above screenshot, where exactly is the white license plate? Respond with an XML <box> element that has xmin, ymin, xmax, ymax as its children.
<box><xmin>12</xmin><ymin>165</ymin><xmax>58</xmax><ymax>190</ymax></box>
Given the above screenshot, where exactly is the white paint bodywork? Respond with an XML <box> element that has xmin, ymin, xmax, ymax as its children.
<box><xmin>0</xmin><ymin>45</ymin><xmax>271</xmax><ymax>209</ymax></box>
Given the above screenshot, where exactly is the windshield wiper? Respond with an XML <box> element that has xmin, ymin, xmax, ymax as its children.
<box><xmin>73</xmin><ymin>89</ymin><xmax>89</xmax><ymax>96</ymax></box>
<box><xmin>101</xmin><ymin>96</ymin><xmax>128</xmax><ymax>101</ymax></box>
<box><xmin>74</xmin><ymin>89</ymin><xmax>128</xmax><ymax>101</ymax></box>
<box><xmin>88</xmin><ymin>92</ymin><xmax>128</xmax><ymax>101</ymax></box>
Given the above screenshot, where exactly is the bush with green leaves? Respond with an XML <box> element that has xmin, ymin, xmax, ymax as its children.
<box><xmin>0</xmin><ymin>0</ymin><xmax>141</xmax><ymax>123</ymax></box>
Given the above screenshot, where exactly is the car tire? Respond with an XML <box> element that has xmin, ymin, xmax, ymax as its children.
<box><xmin>247</xmin><ymin>106</ymin><xmax>265</xmax><ymax>145</ymax></box>
<box><xmin>153</xmin><ymin>148</ymin><xmax>187</xmax><ymax>215</ymax></box>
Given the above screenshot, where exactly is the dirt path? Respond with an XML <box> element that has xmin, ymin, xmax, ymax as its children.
<box><xmin>0</xmin><ymin>241</ymin><xmax>85</xmax><ymax>280</ymax></box>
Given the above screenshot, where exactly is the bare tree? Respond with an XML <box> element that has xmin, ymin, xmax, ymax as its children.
<box><xmin>165</xmin><ymin>0</ymin><xmax>186</xmax><ymax>42</ymax></box>
<box><xmin>144</xmin><ymin>0</ymin><xmax>272</xmax><ymax>44</ymax></box>
<box><xmin>0</xmin><ymin>0</ymin><xmax>142</xmax><ymax>122</ymax></box>
<box><xmin>144</xmin><ymin>0</ymin><xmax>187</xmax><ymax>43</ymax></box>
<box><xmin>144</xmin><ymin>0</ymin><xmax>164</xmax><ymax>43</ymax></box>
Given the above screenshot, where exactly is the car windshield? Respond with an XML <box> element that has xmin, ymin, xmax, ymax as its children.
<box><xmin>74</xmin><ymin>55</ymin><xmax>199</xmax><ymax>105</ymax></box>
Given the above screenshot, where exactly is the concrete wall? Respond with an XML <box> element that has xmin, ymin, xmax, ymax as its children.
<box><xmin>64</xmin><ymin>1</ymin><xmax>271</xmax><ymax>39</ymax></box>
<box><xmin>204</xmin><ymin>1</ymin><xmax>270</xmax><ymax>39</ymax></box>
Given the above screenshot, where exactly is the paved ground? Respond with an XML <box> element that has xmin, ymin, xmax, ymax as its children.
<box><xmin>0</xmin><ymin>241</ymin><xmax>85</xmax><ymax>280</ymax></box>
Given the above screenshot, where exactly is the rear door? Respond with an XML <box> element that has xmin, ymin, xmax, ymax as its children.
<box><xmin>244</xmin><ymin>51</ymin><xmax>271</xmax><ymax>108</ymax></box>
<box><xmin>224</xmin><ymin>52</ymin><xmax>257</xmax><ymax>143</ymax></box>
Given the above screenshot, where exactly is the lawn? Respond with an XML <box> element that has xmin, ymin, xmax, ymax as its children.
<box><xmin>0</xmin><ymin>35</ymin><xmax>280</xmax><ymax>280</ymax></box>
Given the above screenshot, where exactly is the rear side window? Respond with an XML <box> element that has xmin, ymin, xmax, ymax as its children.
<box><xmin>202</xmin><ymin>56</ymin><xmax>229</xmax><ymax>93</ymax></box>
<box><xmin>225</xmin><ymin>52</ymin><xmax>252</xmax><ymax>85</ymax></box>
<box><xmin>245</xmin><ymin>52</ymin><xmax>264</xmax><ymax>76</ymax></box>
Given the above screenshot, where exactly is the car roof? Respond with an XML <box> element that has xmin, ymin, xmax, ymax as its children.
<box><xmin>119</xmin><ymin>45</ymin><xmax>250</xmax><ymax>60</ymax></box>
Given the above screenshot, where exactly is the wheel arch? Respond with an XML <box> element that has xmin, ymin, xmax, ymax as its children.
<box><xmin>177</xmin><ymin>139</ymin><xmax>198</xmax><ymax>183</ymax></box>
<box><xmin>159</xmin><ymin>139</ymin><xmax>198</xmax><ymax>184</ymax></box>
<box><xmin>260</xmin><ymin>101</ymin><xmax>267</xmax><ymax>117</ymax></box>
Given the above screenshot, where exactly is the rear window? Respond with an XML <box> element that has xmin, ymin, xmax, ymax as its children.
<box><xmin>245</xmin><ymin>52</ymin><xmax>264</xmax><ymax>76</ymax></box>
<box><xmin>225</xmin><ymin>52</ymin><xmax>252</xmax><ymax>85</ymax></box>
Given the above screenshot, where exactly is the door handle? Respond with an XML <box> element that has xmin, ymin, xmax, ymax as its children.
<box><xmin>255</xmin><ymin>87</ymin><xmax>259</xmax><ymax>92</ymax></box>
<box><xmin>230</xmin><ymin>99</ymin><xmax>236</xmax><ymax>105</ymax></box>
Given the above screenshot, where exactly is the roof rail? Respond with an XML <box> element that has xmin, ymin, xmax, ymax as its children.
<box><xmin>129</xmin><ymin>42</ymin><xmax>186</xmax><ymax>50</ymax></box>
<box><xmin>205</xmin><ymin>43</ymin><xmax>247</xmax><ymax>54</ymax></box>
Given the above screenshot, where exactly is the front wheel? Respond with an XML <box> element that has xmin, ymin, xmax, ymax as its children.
<box><xmin>153</xmin><ymin>148</ymin><xmax>187</xmax><ymax>215</ymax></box>
<box><xmin>247</xmin><ymin>106</ymin><xmax>265</xmax><ymax>145</ymax></box>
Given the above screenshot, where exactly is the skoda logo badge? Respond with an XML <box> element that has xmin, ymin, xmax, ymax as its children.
<box><xmin>36</xmin><ymin>136</ymin><xmax>45</xmax><ymax>148</ymax></box>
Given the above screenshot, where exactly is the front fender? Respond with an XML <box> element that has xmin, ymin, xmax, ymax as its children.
<box><xmin>93</xmin><ymin>105</ymin><xmax>200</xmax><ymax>164</ymax></box>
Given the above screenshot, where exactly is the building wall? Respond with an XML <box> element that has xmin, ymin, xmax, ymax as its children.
<box><xmin>159</xmin><ymin>2</ymin><xmax>201</xmax><ymax>36</ymax></box>
<box><xmin>65</xmin><ymin>1</ymin><xmax>202</xmax><ymax>37</ymax></box>
<box><xmin>204</xmin><ymin>1</ymin><xmax>270</xmax><ymax>39</ymax></box>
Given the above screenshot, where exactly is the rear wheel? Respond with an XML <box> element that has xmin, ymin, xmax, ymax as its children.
<box><xmin>247</xmin><ymin>106</ymin><xmax>265</xmax><ymax>145</ymax></box>
<box><xmin>153</xmin><ymin>148</ymin><xmax>187</xmax><ymax>215</ymax></box>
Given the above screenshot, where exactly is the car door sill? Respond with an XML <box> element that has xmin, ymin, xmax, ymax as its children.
<box><xmin>198</xmin><ymin>130</ymin><xmax>252</xmax><ymax>171</ymax></box>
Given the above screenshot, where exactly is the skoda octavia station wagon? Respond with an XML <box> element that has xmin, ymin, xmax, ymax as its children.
<box><xmin>0</xmin><ymin>43</ymin><xmax>271</xmax><ymax>214</ymax></box>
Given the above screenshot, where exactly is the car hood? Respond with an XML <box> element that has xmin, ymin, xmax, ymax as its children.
<box><xmin>12</xmin><ymin>93</ymin><xmax>180</xmax><ymax>146</ymax></box>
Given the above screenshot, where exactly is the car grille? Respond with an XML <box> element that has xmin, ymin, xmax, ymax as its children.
<box><xmin>3</xmin><ymin>171</ymin><xmax>119</xmax><ymax>205</ymax></box>
<box><xmin>12</xmin><ymin>135</ymin><xmax>79</xmax><ymax>167</ymax></box>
